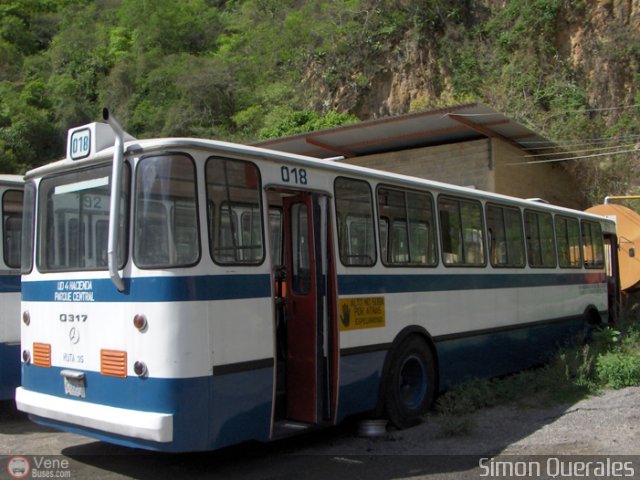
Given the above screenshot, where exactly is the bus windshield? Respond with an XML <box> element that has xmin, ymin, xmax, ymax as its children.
<box><xmin>38</xmin><ymin>164</ymin><xmax>130</xmax><ymax>272</ymax></box>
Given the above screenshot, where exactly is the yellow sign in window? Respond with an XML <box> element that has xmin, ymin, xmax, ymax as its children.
<box><xmin>338</xmin><ymin>297</ymin><xmax>385</xmax><ymax>331</ymax></box>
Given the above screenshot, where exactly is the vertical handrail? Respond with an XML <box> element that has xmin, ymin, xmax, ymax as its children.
<box><xmin>103</xmin><ymin>108</ymin><xmax>125</xmax><ymax>291</ymax></box>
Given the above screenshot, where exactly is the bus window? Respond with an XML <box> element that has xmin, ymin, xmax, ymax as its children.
<box><xmin>335</xmin><ymin>177</ymin><xmax>375</xmax><ymax>266</ymax></box>
<box><xmin>486</xmin><ymin>204</ymin><xmax>525</xmax><ymax>268</ymax></box>
<box><xmin>392</xmin><ymin>221</ymin><xmax>409</xmax><ymax>263</ymax></box>
<box><xmin>207</xmin><ymin>158</ymin><xmax>263</xmax><ymax>265</ymax></box>
<box><xmin>379</xmin><ymin>217</ymin><xmax>389</xmax><ymax>263</ymax></box>
<box><xmin>216</xmin><ymin>204</ymin><xmax>262</xmax><ymax>263</ymax></box>
<box><xmin>378</xmin><ymin>187</ymin><xmax>405</xmax><ymax>264</ymax></box>
<box><xmin>555</xmin><ymin>215</ymin><xmax>582</xmax><ymax>268</ymax></box>
<box><xmin>241</xmin><ymin>206</ymin><xmax>262</xmax><ymax>261</ymax></box>
<box><xmin>173</xmin><ymin>204</ymin><xmax>198</xmax><ymax>265</ymax></box>
<box><xmin>217</xmin><ymin>206</ymin><xmax>238</xmax><ymax>262</ymax></box>
<box><xmin>439</xmin><ymin>196</ymin><xmax>485</xmax><ymax>266</ymax></box>
<box><xmin>407</xmin><ymin>191</ymin><xmax>436</xmax><ymax>265</ymax></box>
<box><xmin>67</xmin><ymin>218</ymin><xmax>84</xmax><ymax>268</ymax></box>
<box><xmin>2</xmin><ymin>190</ymin><xmax>23</xmax><ymax>269</ymax></box>
<box><xmin>95</xmin><ymin>220</ymin><xmax>108</xmax><ymax>267</ymax></box>
<box><xmin>269</xmin><ymin>208</ymin><xmax>283</xmax><ymax>265</ymax></box>
<box><xmin>290</xmin><ymin>202</ymin><xmax>310</xmax><ymax>294</ymax></box>
<box><xmin>346</xmin><ymin>216</ymin><xmax>374</xmax><ymax>263</ymax></box>
<box><xmin>582</xmin><ymin>220</ymin><xmax>604</xmax><ymax>269</ymax></box>
<box><xmin>136</xmin><ymin>201</ymin><xmax>170</xmax><ymax>266</ymax></box>
<box><xmin>377</xmin><ymin>186</ymin><xmax>436</xmax><ymax>266</ymax></box>
<box><xmin>135</xmin><ymin>154</ymin><xmax>199</xmax><ymax>268</ymax></box>
<box><xmin>38</xmin><ymin>164</ymin><xmax>130</xmax><ymax>272</ymax></box>
<box><xmin>524</xmin><ymin>210</ymin><xmax>557</xmax><ymax>268</ymax></box>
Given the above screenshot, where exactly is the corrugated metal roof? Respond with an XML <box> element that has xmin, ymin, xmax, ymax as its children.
<box><xmin>253</xmin><ymin>102</ymin><xmax>556</xmax><ymax>159</ymax></box>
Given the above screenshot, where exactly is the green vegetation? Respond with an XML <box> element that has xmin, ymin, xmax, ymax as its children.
<box><xmin>433</xmin><ymin>302</ymin><xmax>640</xmax><ymax>437</ymax></box>
<box><xmin>0</xmin><ymin>0</ymin><xmax>639</xmax><ymax>202</ymax></box>
<box><xmin>596</xmin><ymin>328</ymin><xmax>640</xmax><ymax>389</ymax></box>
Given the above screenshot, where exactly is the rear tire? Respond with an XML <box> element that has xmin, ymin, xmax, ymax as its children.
<box><xmin>383</xmin><ymin>336</ymin><xmax>436</xmax><ymax>429</ymax></box>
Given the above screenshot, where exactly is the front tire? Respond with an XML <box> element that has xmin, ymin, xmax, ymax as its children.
<box><xmin>383</xmin><ymin>336</ymin><xmax>436</xmax><ymax>429</ymax></box>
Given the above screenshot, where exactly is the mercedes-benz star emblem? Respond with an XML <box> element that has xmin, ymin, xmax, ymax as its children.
<box><xmin>69</xmin><ymin>326</ymin><xmax>80</xmax><ymax>344</ymax></box>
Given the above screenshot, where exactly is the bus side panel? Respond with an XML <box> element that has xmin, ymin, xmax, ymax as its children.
<box><xmin>209</xmin><ymin>367</ymin><xmax>273</xmax><ymax>449</ymax></box>
<box><xmin>435</xmin><ymin>314</ymin><xmax>586</xmax><ymax>389</ymax></box>
<box><xmin>335</xmin><ymin>350</ymin><xmax>386</xmax><ymax>423</ymax></box>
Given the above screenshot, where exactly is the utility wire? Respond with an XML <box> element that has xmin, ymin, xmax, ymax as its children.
<box><xmin>520</xmin><ymin>135</ymin><xmax>640</xmax><ymax>151</ymax></box>
<box><xmin>507</xmin><ymin>147</ymin><xmax>639</xmax><ymax>165</ymax></box>
<box><xmin>522</xmin><ymin>142</ymin><xmax>640</xmax><ymax>158</ymax></box>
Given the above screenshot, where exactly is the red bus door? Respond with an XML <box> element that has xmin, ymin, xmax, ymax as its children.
<box><xmin>283</xmin><ymin>194</ymin><xmax>318</xmax><ymax>423</ymax></box>
<box><xmin>279</xmin><ymin>192</ymin><xmax>338</xmax><ymax>426</ymax></box>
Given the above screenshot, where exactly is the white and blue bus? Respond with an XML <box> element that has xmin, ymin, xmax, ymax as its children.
<box><xmin>16</xmin><ymin>111</ymin><xmax>618</xmax><ymax>451</ymax></box>
<box><xmin>0</xmin><ymin>175</ymin><xmax>24</xmax><ymax>400</ymax></box>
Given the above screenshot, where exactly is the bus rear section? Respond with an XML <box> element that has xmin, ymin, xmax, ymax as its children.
<box><xmin>16</xmin><ymin>122</ymin><xmax>281</xmax><ymax>452</ymax></box>
<box><xmin>0</xmin><ymin>177</ymin><xmax>23</xmax><ymax>400</ymax></box>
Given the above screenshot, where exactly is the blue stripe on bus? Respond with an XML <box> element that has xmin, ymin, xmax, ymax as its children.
<box><xmin>21</xmin><ymin>274</ymin><xmax>272</xmax><ymax>303</ymax></box>
<box><xmin>337</xmin><ymin>272</ymin><xmax>605</xmax><ymax>295</ymax></box>
<box><xmin>21</xmin><ymin>271</ymin><xmax>605</xmax><ymax>303</ymax></box>
<box><xmin>0</xmin><ymin>275</ymin><xmax>20</xmax><ymax>293</ymax></box>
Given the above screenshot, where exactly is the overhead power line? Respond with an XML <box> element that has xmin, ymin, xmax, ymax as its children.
<box><xmin>522</xmin><ymin>142</ymin><xmax>640</xmax><ymax>158</ymax></box>
<box><xmin>508</xmin><ymin>147</ymin><xmax>639</xmax><ymax>165</ymax></box>
<box><xmin>520</xmin><ymin>134</ymin><xmax>640</xmax><ymax>151</ymax></box>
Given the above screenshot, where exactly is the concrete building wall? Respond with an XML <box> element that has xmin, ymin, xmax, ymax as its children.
<box><xmin>340</xmin><ymin>137</ymin><xmax>584</xmax><ymax>210</ymax></box>
<box><xmin>342</xmin><ymin>139</ymin><xmax>494</xmax><ymax>191</ymax></box>
<box><xmin>492</xmin><ymin>139</ymin><xmax>584</xmax><ymax>209</ymax></box>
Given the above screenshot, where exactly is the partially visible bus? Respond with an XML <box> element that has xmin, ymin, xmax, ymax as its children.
<box><xmin>16</xmin><ymin>112</ymin><xmax>618</xmax><ymax>451</ymax></box>
<box><xmin>0</xmin><ymin>175</ymin><xmax>23</xmax><ymax>400</ymax></box>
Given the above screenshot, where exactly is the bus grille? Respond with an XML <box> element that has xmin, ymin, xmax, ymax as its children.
<box><xmin>33</xmin><ymin>343</ymin><xmax>51</xmax><ymax>368</ymax></box>
<box><xmin>100</xmin><ymin>349</ymin><xmax>127</xmax><ymax>378</ymax></box>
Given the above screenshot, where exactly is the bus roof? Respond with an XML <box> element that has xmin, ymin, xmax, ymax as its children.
<box><xmin>26</xmin><ymin>125</ymin><xmax>613</xmax><ymax>227</ymax></box>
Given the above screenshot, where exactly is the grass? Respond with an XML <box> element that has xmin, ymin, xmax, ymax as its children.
<box><xmin>432</xmin><ymin>298</ymin><xmax>640</xmax><ymax>437</ymax></box>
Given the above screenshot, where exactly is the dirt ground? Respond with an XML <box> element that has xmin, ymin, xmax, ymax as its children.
<box><xmin>306</xmin><ymin>386</ymin><xmax>640</xmax><ymax>457</ymax></box>
<box><xmin>0</xmin><ymin>387</ymin><xmax>638</xmax><ymax>479</ymax></box>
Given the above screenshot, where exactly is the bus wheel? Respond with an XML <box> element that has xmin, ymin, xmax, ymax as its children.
<box><xmin>384</xmin><ymin>336</ymin><xmax>436</xmax><ymax>429</ymax></box>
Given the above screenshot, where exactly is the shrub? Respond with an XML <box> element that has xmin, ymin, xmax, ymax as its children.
<box><xmin>596</xmin><ymin>352</ymin><xmax>640</xmax><ymax>389</ymax></box>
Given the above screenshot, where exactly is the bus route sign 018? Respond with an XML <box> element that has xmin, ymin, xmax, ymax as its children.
<box><xmin>338</xmin><ymin>296</ymin><xmax>385</xmax><ymax>331</ymax></box>
<box><xmin>69</xmin><ymin>128</ymin><xmax>91</xmax><ymax>160</ymax></box>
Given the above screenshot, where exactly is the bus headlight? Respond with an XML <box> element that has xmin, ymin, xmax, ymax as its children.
<box><xmin>22</xmin><ymin>311</ymin><xmax>30</xmax><ymax>326</ymax></box>
<box><xmin>22</xmin><ymin>350</ymin><xmax>31</xmax><ymax>363</ymax></box>
<box><xmin>133</xmin><ymin>361</ymin><xmax>147</xmax><ymax>377</ymax></box>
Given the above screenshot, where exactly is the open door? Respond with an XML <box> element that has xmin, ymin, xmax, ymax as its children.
<box><xmin>278</xmin><ymin>192</ymin><xmax>337</xmax><ymax>425</ymax></box>
<box><xmin>284</xmin><ymin>194</ymin><xmax>317</xmax><ymax>422</ymax></box>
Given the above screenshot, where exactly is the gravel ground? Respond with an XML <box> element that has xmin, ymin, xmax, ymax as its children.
<box><xmin>295</xmin><ymin>386</ymin><xmax>640</xmax><ymax>457</ymax></box>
